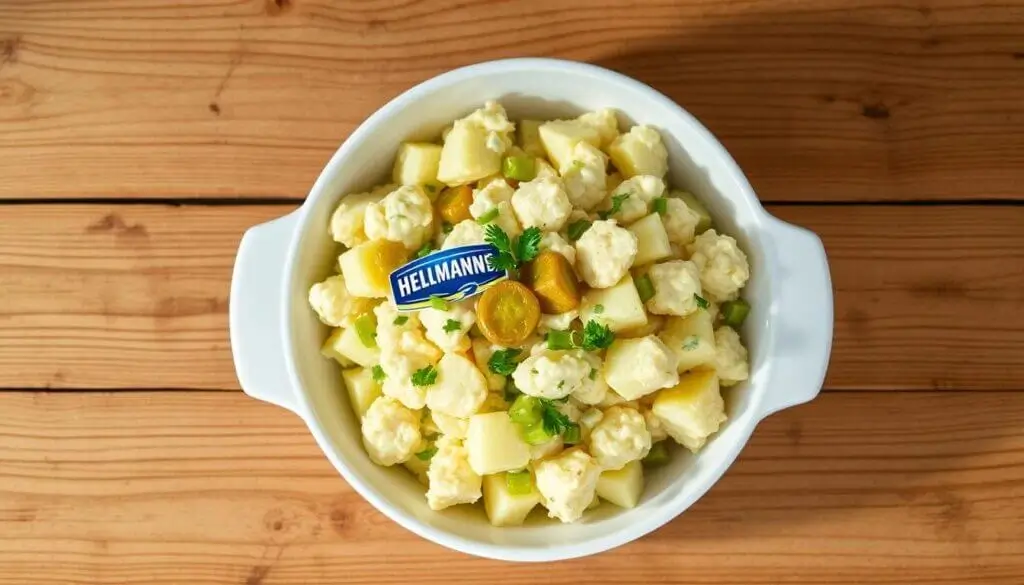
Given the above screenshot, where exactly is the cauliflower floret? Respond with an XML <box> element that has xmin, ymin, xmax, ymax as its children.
<box><xmin>419</xmin><ymin>301</ymin><xmax>476</xmax><ymax>353</ymax></box>
<box><xmin>534</xmin><ymin>449</ymin><xmax>601</xmax><ymax>523</ymax></box>
<box><xmin>374</xmin><ymin>303</ymin><xmax>441</xmax><ymax>409</ymax></box>
<box><xmin>687</xmin><ymin>230</ymin><xmax>751</xmax><ymax>302</ymax></box>
<box><xmin>426</xmin><ymin>436</ymin><xmax>482</xmax><ymax>510</ymax></box>
<box><xmin>646</xmin><ymin>260</ymin><xmax>704</xmax><ymax>317</ymax></box>
<box><xmin>534</xmin><ymin>158</ymin><xmax>559</xmax><ymax>179</ymax></box>
<box><xmin>560</xmin><ymin>142</ymin><xmax>608</xmax><ymax>211</ymax></box>
<box><xmin>442</xmin><ymin>219</ymin><xmax>485</xmax><ymax>249</ymax></box>
<box><xmin>361</xmin><ymin>396</ymin><xmax>421</xmax><ymax>466</ymax></box>
<box><xmin>714</xmin><ymin>326</ymin><xmax>750</xmax><ymax>386</ymax></box>
<box><xmin>510</xmin><ymin>177</ymin><xmax>573</xmax><ymax>232</ymax></box>
<box><xmin>537</xmin><ymin>309</ymin><xmax>579</xmax><ymax>335</ymax></box>
<box><xmin>539</xmin><ymin>232</ymin><xmax>576</xmax><ymax>267</ymax></box>
<box><xmin>571</xmin><ymin>351</ymin><xmax>608</xmax><ymax>405</ymax></box>
<box><xmin>364</xmin><ymin>185</ymin><xmax>434</xmax><ymax>250</ymax></box>
<box><xmin>308</xmin><ymin>274</ymin><xmax>378</xmax><ymax>328</ymax></box>
<box><xmin>642</xmin><ymin>407</ymin><xmax>669</xmax><ymax>443</ymax></box>
<box><xmin>425</xmin><ymin>353</ymin><xmax>488</xmax><ymax>418</ymax></box>
<box><xmin>469</xmin><ymin>178</ymin><xmax>521</xmax><ymax>237</ymax></box>
<box><xmin>589</xmin><ymin>406</ymin><xmax>652</xmax><ymax>470</ymax></box>
<box><xmin>576</xmin><ymin>109</ymin><xmax>619</xmax><ymax>148</ymax></box>
<box><xmin>431</xmin><ymin>410</ymin><xmax>470</xmax><ymax>439</ymax></box>
<box><xmin>603</xmin><ymin>336</ymin><xmax>680</xmax><ymax>400</ymax></box>
<box><xmin>575</xmin><ymin>220</ymin><xmax>638</xmax><ymax>289</ymax></box>
<box><xmin>464</xmin><ymin>100</ymin><xmax>516</xmax><ymax>154</ymax></box>
<box><xmin>662</xmin><ymin>198</ymin><xmax>702</xmax><ymax>246</ymax></box>
<box><xmin>328</xmin><ymin>184</ymin><xmax>393</xmax><ymax>248</ymax></box>
<box><xmin>600</xmin><ymin>175</ymin><xmax>666</xmax><ymax>225</ymax></box>
<box><xmin>578</xmin><ymin>407</ymin><xmax>604</xmax><ymax>439</ymax></box>
<box><xmin>608</xmin><ymin>125</ymin><xmax>669</xmax><ymax>178</ymax></box>
<box><xmin>512</xmin><ymin>349</ymin><xmax>592</xmax><ymax>400</ymax></box>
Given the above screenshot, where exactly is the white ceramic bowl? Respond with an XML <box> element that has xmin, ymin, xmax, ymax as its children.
<box><xmin>229</xmin><ymin>58</ymin><xmax>833</xmax><ymax>562</ymax></box>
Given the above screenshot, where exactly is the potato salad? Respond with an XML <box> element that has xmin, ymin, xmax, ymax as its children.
<box><xmin>309</xmin><ymin>101</ymin><xmax>752</xmax><ymax>526</ymax></box>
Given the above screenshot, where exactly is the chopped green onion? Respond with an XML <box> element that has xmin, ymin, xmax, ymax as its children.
<box><xmin>476</xmin><ymin>208</ymin><xmax>500</xmax><ymax>225</ymax></box>
<box><xmin>502</xmin><ymin>155</ymin><xmax>537</xmax><ymax>181</ymax></box>
<box><xmin>694</xmin><ymin>293</ymin><xmax>710</xmax><ymax>310</ymax></box>
<box><xmin>566</xmin><ymin>219</ymin><xmax>592</xmax><ymax>242</ymax></box>
<box><xmin>520</xmin><ymin>423</ymin><xmax>553</xmax><ymax>445</ymax></box>
<box><xmin>371</xmin><ymin>364</ymin><xmax>386</xmax><ymax>382</ymax></box>
<box><xmin>721</xmin><ymin>299</ymin><xmax>751</xmax><ymax>327</ymax></box>
<box><xmin>635</xmin><ymin>274</ymin><xmax>655</xmax><ymax>303</ymax></box>
<box><xmin>415</xmin><ymin>243</ymin><xmax>435</xmax><ymax>258</ymax></box>
<box><xmin>415</xmin><ymin>446</ymin><xmax>438</xmax><ymax>461</ymax></box>
<box><xmin>643</xmin><ymin>441</ymin><xmax>670</xmax><ymax>467</ymax></box>
<box><xmin>353</xmin><ymin>313</ymin><xmax>377</xmax><ymax>348</ymax></box>
<box><xmin>429</xmin><ymin>295</ymin><xmax>449</xmax><ymax>311</ymax></box>
<box><xmin>592</xmin><ymin>304</ymin><xmax>604</xmax><ymax>314</ymax></box>
<box><xmin>508</xmin><ymin>395</ymin><xmax>542</xmax><ymax>427</ymax></box>
<box><xmin>393</xmin><ymin>315</ymin><xmax>409</xmax><ymax>326</ymax></box>
<box><xmin>652</xmin><ymin>197</ymin><xmax>668</xmax><ymax>215</ymax></box>
<box><xmin>545</xmin><ymin>329</ymin><xmax>578</xmax><ymax>351</ymax></box>
<box><xmin>562</xmin><ymin>423</ymin><xmax>581</xmax><ymax>444</ymax></box>
<box><xmin>505</xmin><ymin>470</ymin><xmax>532</xmax><ymax>495</ymax></box>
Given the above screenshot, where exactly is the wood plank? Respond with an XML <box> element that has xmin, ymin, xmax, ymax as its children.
<box><xmin>0</xmin><ymin>390</ymin><xmax>1021</xmax><ymax>584</ymax></box>
<box><xmin>2</xmin><ymin>203</ymin><xmax>1022</xmax><ymax>391</ymax></box>
<box><xmin>1</xmin><ymin>0</ymin><xmax>1022</xmax><ymax>202</ymax></box>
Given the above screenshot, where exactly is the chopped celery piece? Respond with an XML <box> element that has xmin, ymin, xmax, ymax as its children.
<box><xmin>476</xmin><ymin>208</ymin><xmax>500</xmax><ymax>225</ymax></box>
<box><xmin>502</xmin><ymin>156</ymin><xmax>537</xmax><ymax>181</ymax></box>
<box><xmin>721</xmin><ymin>299</ymin><xmax>751</xmax><ymax>327</ymax></box>
<box><xmin>635</xmin><ymin>274</ymin><xmax>655</xmax><ymax>303</ymax></box>
<box><xmin>353</xmin><ymin>313</ymin><xmax>378</xmax><ymax>348</ymax></box>
<box><xmin>545</xmin><ymin>329</ymin><xmax>578</xmax><ymax>351</ymax></box>
<box><xmin>643</xmin><ymin>441</ymin><xmax>670</xmax><ymax>467</ymax></box>
<box><xmin>505</xmin><ymin>470</ymin><xmax>532</xmax><ymax>495</ymax></box>
<box><xmin>652</xmin><ymin>197</ymin><xmax>667</xmax><ymax>215</ymax></box>
<box><xmin>508</xmin><ymin>395</ymin><xmax>542</xmax><ymax>427</ymax></box>
<box><xmin>521</xmin><ymin>422</ymin><xmax>553</xmax><ymax>445</ymax></box>
<box><xmin>429</xmin><ymin>295</ymin><xmax>449</xmax><ymax>311</ymax></box>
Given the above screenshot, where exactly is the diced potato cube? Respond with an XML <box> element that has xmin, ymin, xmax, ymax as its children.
<box><xmin>538</xmin><ymin>120</ymin><xmax>602</xmax><ymax>171</ymax></box>
<box><xmin>321</xmin><ymin>328</ymin><xmax>355</xmax><ymax>367</ymax></box>
<box><xmin>466</xmin><ymin>412</ymin><xmax>531</xmax><ymax>475</ymax></box>
<box><xmin>579</xmin><ymin>276</ymin><xmax>648</xmax><ymax>333</ymax></box>
<box><xmin>627</xmin><ymin>213</ymin><xmax>673</xmax><ymax>266</ymax></box>
<box><xmin>338</xmin><ymin>239</ymin><xmax>408</xmax><ymax>298</ymax></box>
<box><xmin>404</xmin><ymin>454</ymin><xmax>430</xmax><ymax>486</ymax></box>
<box><xmin>652</xmin><ymin>370</ymin><xmax>727</xmax><ymax>452</ymax></box>
<box><xmin>392</xmin><ymin>142</ymin><xmax>443</xmax><ymax>188</ymax></box>
<box><xmin>482</xmin><ymin>472</ymin><xmax>541</xmax><ymax>527</ymax></box>
<box><xmin>331</xmin><ymin>326</ymin><xmax>380</xmax><ymax>368</ymax></box>
<box><xmin>607</xmin><ymin>125</ymin><xmax>668</xmax><ymax>178</ymax></box>
<box><xmin>341</xmin><ymin>367</ymin><xmax>383</xmax><ymax>418</ymax></box>
<box><xmin>437</xmin><ymin>123</ymin><xmax>502</xmax><ymax>186</ymax></box>
<box><xmin>619</xmin><ymin>314</ymin><xmax>665</xmax><ymax>339</ymax></box>
<box><xmin>659</xmin><ymin>310</ymin><xmax>717</xmax><ymax>373</ymax></box>
<box><xmin>518</xmin><ymin>119</ymin><xmax>546</xmax><ymax>157</ymax></box>
<box><xmin>596</xmin><ymin>460</ymin><xmax>644</xmax><ymax>509</ymax></box>
<box><xmin>672</xmin><ymin>190</ymin><xmax>712</xmax><ymax>234</ymax></box>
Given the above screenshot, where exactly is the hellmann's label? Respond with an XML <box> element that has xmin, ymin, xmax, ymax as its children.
<box><xmin>389</xmin><ymin>244</ymin><xmax>507</xmax><ymax>311</ymax></box>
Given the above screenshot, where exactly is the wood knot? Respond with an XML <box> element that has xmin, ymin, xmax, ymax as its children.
<box><xmin>861</xmin><ymin>103</ymin><xmax>890</xmax><ymax>120</ymax></box>
<box><xmin>245</xmin><ymin>565</ymin><xmax>271</xmax><ymax>585</ymax></box>
<box><xmin>265</xmin><ymin>0</ymin><xmax>292</xmax><ymax>15</ymax></box>
<box><xmin>85</xmin><ymin>213</ymin><xmax>149</xmax><ymax>239</ymax></box>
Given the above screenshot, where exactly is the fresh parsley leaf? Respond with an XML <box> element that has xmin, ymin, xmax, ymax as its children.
<box><xmin>488</xmin><ymin>348</ymin><xmax>521</xmax><ymax>376</ymax></box>
<box><xmin>415</xmin><ymin>446</ymin><xmax>438</xmax><ymax>461</ymax></box>
<box><xmin>566</xmin><ymin>219</ymin><xmax>592</xmax><ymax>242</ymax></box>
<box><xmin>516</xmin><ymin>227</ymin><xmax>542</xmax><ymax>264</ymax></box>
<box><xmin>411</xmin><ymin>365</ymin><xmax>438</xmax><ymax>387</ymax></box>
<box><xmin>682</xmin><ymin>335</ymin><xmax>700</xmax><ymax>351</ymax></box>
<box><xmin>538</xmin><ymin>398</ymin><xmax>573</xmax><ymax>436</ymax></box>
<box><xmin>694</xmin><ymin>293</ymin><xmax>710</xmax><ymax>310</ymax></box>
<box><xmin>593</xmin><ymin>304</ymin><xmax>604</xmax><ymax>314</ymax></box>
<box><xmin>581</xmin><ymin>320</ymin><xmax>614</xmax><ymax>351</ymax></box>
<box><xmin>415</xmin><ymin>243</ymin><xmax>435</xmax><ymax>258</ymax></box>
<box><xmin>442</xmin><ymin>319</ymin><xmax>462</xmax><ymax>333</ymax></box>
<box><xmin>476</xmin><ymin>208</ymin><xmax>500</xmax><ymax>225</ymax></box>
<box><xmin>599</xmin><ymin>192</ymin><xmax>630</xmax><ymax>220</ymax></box>
<box><xmin>371</xmin><ymin>365</ymin><xmax>386</xmax><ymax>382</ymax></box>
<box><xmin>393</xmin><ymin>316</ymin><xmax>409</xmax><ymax>326</ymax></box>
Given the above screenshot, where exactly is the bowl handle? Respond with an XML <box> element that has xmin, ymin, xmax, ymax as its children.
<box><xmin>229</xmin><ymin>211</ymin><xmax>301</xmax><ymax>414</ymax></box>
<box><xmin>756</xmin><ymin>216</ymin><xmax>834</xmax><ymax>420</ymax></box>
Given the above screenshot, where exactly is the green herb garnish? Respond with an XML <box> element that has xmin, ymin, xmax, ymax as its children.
<box><xmin>598</xmin><ymin>192</ymin><xmax>630</xmax><ymax>220</ymax></box>
<box><xmin>694</xmin><ymin>293</ymin><xmax>710</xmax><ymax>310</ymax></box>
<box><xmin>393</xmin><ymin>315</ymin><xmax>409</xmax><ymax>326</ymax></box>
<box><xmin>682</xmin><ymin>336</ymin><xmax>700</xmax><ymax>351</ymax></box>
<box><xmin>415</xmin><ymin>243</ymin><xmax>435</xmax><ymax>258</ymax></box>
<box><xmin>538</xmin><ymin>398</ymin><xmax>573</xmax><ymax>436</ymax></box>
<box><xmin>580</xmin><ymin>320</ymin><xmax>614</xmax><ymax>351</ymax></box>
<box><xmin>593</xmin><ymin>304</ymin><xmax>604</xmax><ymax>314</ymax></box>
<box><xmin>371</xmin><ymin>365</ymin><xmax>386</xmax><ymax>382</ymax></box>
<box><xmin>566</xmin><ymin>219</ymin><xmax>592</xmax><ymax>242</ymax></box>
<box><xmin>488</xmin><ymin>348</ymin><xmax>522</xmax><ymax>376</ymax></box>
<box><xmin>484</xmin><ymin>224</ymin><xmax>542</xmax><ymax>272</ymax></box>
<box><xmin>442</xmin><ymin>319</ymin><xmax>462</xmax><ymax>333</ymax></box>
<box><xmin>411</xmin><ymin>365</ymin><xmax>438</xmax><ymax>387</ymax></box>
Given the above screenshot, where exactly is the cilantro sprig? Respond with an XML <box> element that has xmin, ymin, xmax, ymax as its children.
<box><xmin>545</xmin><ymin>320</ymin><xmax>614</xmax><ymax>352</ymax></box>
<box><xmin>442</xmin><ymin>319</ymin><xmax>462</xmax><ymax>333</ymax></box>
<box><xmin>484</xmin><ymin>224</ymin><xmax>542</xmax><ymax>273</ymax></box>
<box><xmin>538</xmin><ymin>398</ymin><xmax>574</xmax><ymax>436</ymax></box>
<box><xmin>371</xmin><ymin>365</ymin><xmax>386</xmax><ymax>382</ymax></box>
<box><xmin>598</xmin><ymin>192</ymin><xmax>631</xmax><ymax>220</ymax></box>
<box><xmin>411</xmin><ymin>365</ymin><xmax>438</xmax><ymax>387</ymax></box>
<box><xmin>488</xmin><ymin>348</ymin><xmax>522</xmax><ymax>376</ymax></box>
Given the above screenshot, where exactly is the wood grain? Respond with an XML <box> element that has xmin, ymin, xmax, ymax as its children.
<box><xmin>1</xmin><ymin>0</ymin><xmax>1022</xmax><ymax>201</ymax></box>
<box><xmin>0</xmin><ymin>390</ymin><xmax>1020</xmax><ymax>584</ymax></box>
<box><xmin>2</xmin><ymin>203</ymin><xmax>1022</xmax><ymax>391</ymax></box>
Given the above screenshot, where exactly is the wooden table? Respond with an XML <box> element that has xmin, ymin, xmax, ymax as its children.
<box><xmin>2</xmin><ymin>1</ymin><xmax>1023</xmax><ymax>583</ymax></box>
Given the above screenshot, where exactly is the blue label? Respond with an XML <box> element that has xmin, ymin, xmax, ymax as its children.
<box><xmin>389</xmin><ymin>244</ymin><xmax>507</xmax><ymax>311</ymax></box>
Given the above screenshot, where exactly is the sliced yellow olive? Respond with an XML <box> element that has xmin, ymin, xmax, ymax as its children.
<box><xmin>436</xmin><ymin>184</ymin><xmax>474</xmax><ymax>225</ymax></box>
<box><xmin>476</xmin><ymin>280</ymin><xmax>541</xmax><ymax>347</ymax></box>
<box><xmin>523</xmin><ymin>251</ymin><xmax>580</xmax><ymax>314</ymax></box>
